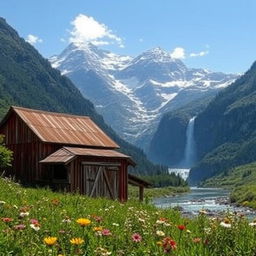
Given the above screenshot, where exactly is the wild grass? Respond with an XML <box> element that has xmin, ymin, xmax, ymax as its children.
<box><xmin>0</xmin><ymin>177</ymin><xmax>256</xmax><ymax>255</ymax></box>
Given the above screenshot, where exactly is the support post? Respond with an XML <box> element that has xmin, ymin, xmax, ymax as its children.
<box><xmin>139</xmin><ymin>185</ymin><xmax>144</xmax><ymax>201</ymax></box>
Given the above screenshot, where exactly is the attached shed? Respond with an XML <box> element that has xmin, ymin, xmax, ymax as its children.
<box><xmin>0</xmin><ymin>106</ymin><xmax>148</xmax><ymax>201</ymax></box>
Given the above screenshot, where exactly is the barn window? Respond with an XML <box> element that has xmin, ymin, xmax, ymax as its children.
<box><xmin>53</xmin><ymin>165</ymin><xmax>68</xmax><ymax>180</ymax></box>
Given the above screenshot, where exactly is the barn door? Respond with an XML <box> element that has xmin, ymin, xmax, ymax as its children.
<box><xmin>82</xmin><ymin>164</ymin><xmax>119</xmax><ymax>199</ymax></box>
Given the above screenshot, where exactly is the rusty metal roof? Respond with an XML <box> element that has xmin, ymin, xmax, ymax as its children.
<box><xmin>40</xmin><ymin>147</ymin><xmax>135</xmax><ymax>166</ymax></box>
<box><xmin>9</xmin><ymin>106</ymin><xmax>119</xmax><ymax>148</ymax></box>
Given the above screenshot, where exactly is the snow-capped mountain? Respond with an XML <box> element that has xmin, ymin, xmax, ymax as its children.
<box><xmin>50</xmin><ymin>42</ymin><xmax>239</xmax><ymax>150</ymax></box>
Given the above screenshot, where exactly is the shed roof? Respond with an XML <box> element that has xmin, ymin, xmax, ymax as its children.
<box><xmin>3</xmin><ymin>106</ymin><xmax>119</xmax><ymax>149</ymax></box>
<box><xmin>128</xmin><ymin>173</ymin><xmax>152</xmax><ymax>188</ymax></box>
<box><xmin>40</xmin><ymin>147</ymin><xmax>135</xmax><ymax>166</ymax></box>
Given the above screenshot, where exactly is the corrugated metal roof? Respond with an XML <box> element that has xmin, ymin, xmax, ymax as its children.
<box><xmin>11</xmin><ymin>106</ymin><xmax>119</xmax><ymax>148</ymax></box>
<box><xmin>40</xmin><ymin>147</ymin><xmax>135</xmax><ymax>166</ymax></box>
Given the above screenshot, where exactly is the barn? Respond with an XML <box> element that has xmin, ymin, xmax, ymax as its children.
<box><xmin>0</xmin><ymin>106</ymin><xmax>151</xmax><ymax>201</ymax></box>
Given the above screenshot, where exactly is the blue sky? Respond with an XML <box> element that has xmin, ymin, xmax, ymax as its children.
<box><xmin>0</xmin><ymin>0</ymin><xmax>256</xmax><ymax>73</ymax></box>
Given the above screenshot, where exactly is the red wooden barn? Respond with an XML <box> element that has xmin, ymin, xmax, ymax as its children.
<box><xmin>0</xmin><ymin>106</ymin><xmax>150</xmax><ymax>201</ymax></box>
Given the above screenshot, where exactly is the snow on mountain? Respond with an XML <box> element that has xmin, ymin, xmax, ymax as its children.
<box><xmin>50</xmin><ymin>43</ymin><xmax>239</xmax><ymax>150</ymax></box>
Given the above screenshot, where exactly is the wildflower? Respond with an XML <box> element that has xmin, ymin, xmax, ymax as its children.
<box><xmin>186</xmin><ymin>229</ymin><xmax>191</xmax><ymax>234</ymax></box>
<box><xmin>62</xmin><ymin>217</ymin><xmax>71</xmax><ymax>223</ymax></box>
<box><xmin>19</xmin><ymin>212</ymin><xmax>29</xmax><ymax>218</ymax></box>
<box><xmin>70</xmin><ymin>237</ymin><xmax>84</xmax><ymax>245</ymax></box>
<box><xmin>220</xmin><ymin>219</ymin><xmax>231</xmax><ymax>228</ymax></box>
<box><xmin>43</xmin><ymin>237</ymin><xmax>57</xmax><ymax>246</ymax></box>
<box><xmin>14</xmin><ymin>224</ymin><xmax>26</xmax><ymax>230</ymax></box>
<box><xmin>92</xmin><ymin>215</ymin><xmax>103</xmax><ymax>223</ymax></box>
<box><xmin>2</xmin><ymin>217</ymin><xmax>13</xmax><ymax>223</ymax></box>
<box><xmin>156</xmin><ymin>230</ymin><xmax>165</xmax><ymax>237</ymax></box>
<box><xmin>30</xmin><ymin>219</ymin><xmax>39</xmax><ymax>224</ymax></box>
<box><xmin>76</xmin><ymin>218</ymin><xmax>91</xmax><ymax>227</ymax></box>
<box><xmin>177</xmin><ymin>225</ymin><xmax>186</xmax><ymax>231</ymax></box>
<box><xmin>112</xmin><ymin>223</ymin><xmax>119</xmax><ymax>226</ymax></box>
<box><xmin>156</xmin><ymin>241</ymin><xmax>163</xmax><ymax>246</ymax></box>
<box><xmin>30</xmin><ymin>223</ymin><xmax>41</xmax><ymax>231</ymax></box>
<box><xmin>249</xmin><ymin>222</ymin><xmax>256</xmax><ymax>227</ymax></box>
<box><xmin>192</xmin><ymin>237</ymin><xmax>201</xmax><ymax>243</ymax></box>
<box><xmin>131</xmin><ymin>233</ymin><xmax>142</xmax><ymax>242</ymax></box>
<box><xmin>51</xmin><ymin>198</ymin><xmax>60</xmax><ymax>206</ymax></box>
<box><xmin>0</xmin><ymin>201</ymin><xmax>6</xmax><ymax>205</ymax></box>
<box><xmin>162</xmin><ymin>237</ymin><xmax>177</xmax><ymax>253</ymax></box>
<box><xmin>95</xmin><ymin>247</ymin><xmax>112</xmax><ymax>255</ymax></box>
<box><xmin>101</xmin><ymin>229</ymin><xmax>112</xmax><ymax>236</ymax></box>
<box><xmin>93</xmin><ymin>226</ymin><xmax>103</xmax><ymax>232</ymax></box>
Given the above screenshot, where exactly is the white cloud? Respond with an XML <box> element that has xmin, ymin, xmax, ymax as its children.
<box><xmin>190</xmin><ymin>50</ymin><xmax>209</xmax><ymax>57</ymax></box>
<box><xmin>60</xmin><ymin>38</ymin><xmax>66</xmax><ymax>43</ymax></box>
<box><xmin>69</xmin><ymin>14</ymin><xmax>124</xmax><ymax>48</ymax></box>
<box><xmin>170</xmin><ymin>47</ymin><xmax>185</xmax><ymax>59</ymax></box>
<box><xmin>26</xmin><ymin>34</ymin><xmax>43</xmax><ymax>45</ymax></box>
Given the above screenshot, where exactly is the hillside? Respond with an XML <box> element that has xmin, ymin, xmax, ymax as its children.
<box><xmin>189</xmin><ymin>61</ymin><xmax>256</xmax><ymax>184</ymax></box>
<box><xmin>0</xmin><ymin>177</ymin><xmax>256</xmax><ymax>255</ymax></box>
<box><xmin>0</xmin><ymin>17</ymin><xmax>166</xmax><ymax>175</ymax></box>
<box><xmin>148</xmin><ymin>96</ymin><xmax>213</xmax><ymax>166</ymax></box>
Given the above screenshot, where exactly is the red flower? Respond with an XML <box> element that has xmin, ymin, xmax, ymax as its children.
<box><xmin>177</xmin><ymin>225</ymin><xmax>186</xmax><ymax>231</ymax></box>
<box><xmin>30</xmin><ymin>219</ymin><xmax>39</xmax><ymax>224</ymax></box>
<box><xmin>162</xmin><ymin>237</ymin><xmax>177</xmax><ymax>252</ymax></box>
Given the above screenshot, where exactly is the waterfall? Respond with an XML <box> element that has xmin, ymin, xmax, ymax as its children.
<box><xmin>181</xmin><ymin>116</ymin><xmax>196</xmax><ymax>168</ymax></box>
<box><xmin>169</xmin><ymin>116</ymin><xmax>196</xmax><ymax>180</ymax></box>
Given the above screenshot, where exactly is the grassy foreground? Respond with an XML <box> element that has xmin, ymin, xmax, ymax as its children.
<box><xmin>1</xmin><ymin>178</ymin><xmax>256</xmax><ymax>255</ymax></box>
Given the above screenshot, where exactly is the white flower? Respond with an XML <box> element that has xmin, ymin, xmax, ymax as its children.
<box><xmin>249</xmin><ymin>222</ymin><xmax>256</xmax><ymax>227</ymax></box>
<box><xmin>30</xmin><ymin>224</ymin><xmax>40</xmax><ymax>231</ymax></box>
<box><xmin>112</xmin><ymin>223</ymin><xmax>119</xmax><ymax>226</ymax></box>
<box><xmin>156</xmin><ymin>220</ymin><xmax>165</xmax><ymax>224</ymax></box>
<box><xmin>19</xmin><ymin>212</ymin><xmax>29</xmax><ymax>218</ymax></box>
<box><xmin>156</xmin><ymin>230</ymin><xmax>165</xmax><ymax>237</ymax></box>
<box><xmin>0</xmin><ymin>201</ymin><xmax>6</xmax><ymax>205</ymax></box>
<box><xmin>62</xmin><ymin>218</ymin><xmax>71</xmax><ymax>223</ymax></box>
<box><xmin>220</xmin><ymin>222</ymin><xmax>231</xmax><ymax>228</ymax></box>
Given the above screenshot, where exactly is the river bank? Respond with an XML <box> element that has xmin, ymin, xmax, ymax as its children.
<box><xmin>153</xmin><ymin>187</ymin><xmax>256</xmax><ymax>218</ymax></box>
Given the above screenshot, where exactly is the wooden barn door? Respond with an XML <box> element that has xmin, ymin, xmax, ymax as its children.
<box><xmin>82</xmin><ymin>163</ymin><xmax>119</xmax><ymax>200</ymax></box>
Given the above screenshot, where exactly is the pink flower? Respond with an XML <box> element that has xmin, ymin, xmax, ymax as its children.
<box><xmin>132</xmin><ymin>233</ymin><xmax>142</xmax><ymax>243</ymax></box>
<box><xmin>14</xmin><ymin>224</ymin><xmax>26</xmax><ymax>230</ymax></box>
<box><xmin>30</xmin><ymin>219</ymin><xmax>39</xmax><ymax>224</ymax></box>
<box><xmin>101</xmin><ymin>229</ymin><xmax>112</xmax><ymax>236</ymax></box>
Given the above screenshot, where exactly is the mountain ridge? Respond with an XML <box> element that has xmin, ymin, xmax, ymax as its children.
<box><xmin>51</xmin><ymin>42</ymin><xmax>239</xmax><ymax>150</ymax></box>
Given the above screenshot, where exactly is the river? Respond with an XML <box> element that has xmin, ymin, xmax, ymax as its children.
<box><xmin>153</xmin><ymin>187</ymin><xmax>256</xmax><ymax>218</ymax></box>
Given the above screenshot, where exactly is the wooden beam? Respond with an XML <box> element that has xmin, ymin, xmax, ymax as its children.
<box><xmin>89</xmin><ymin>166</ymin><xmax>101</xmax><ymax>197</ymax></box>
<box><xmin>81</xmin><ymin>162</ymin><xmax>121</xmax><ymax>167</ymax></box>
<box><xmin>139</xmin><ymin>186</ymin><xmax>144</xmax><ymax>201</ymax></box>
<box><xmin>103</xmin><ymin>169</ymin><xmax>115</xmax><ymax>200</ymax></box>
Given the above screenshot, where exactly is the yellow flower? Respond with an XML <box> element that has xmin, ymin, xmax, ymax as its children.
<box><xmin>93</xmin><ymin>226</ymin><xmax>103</xmax><ymax>232</ymax></box>
<box><xmin>76</xmin><ymin>218</ymin><xmax>91</xmax><ymax>227</ymax></box>
<box><xmin>43</xmin><ymin>236</ymin><xmax>57</xmax><ymax>246</ymax></box>
<box><xmin>70</xmin><ymin>237</ymin><xmax>84</xmax><ymax>245</ymax></box>
<box><xmin>156</xmin><ymin>241</ymin><xmax>163</xmax><ymax>246</ymax></box>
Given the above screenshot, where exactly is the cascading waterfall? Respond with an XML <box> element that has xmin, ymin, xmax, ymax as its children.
<box><xmin>181</xmin><ymin>116</ymin><xmax>196</xmax><ymax>168</ymax></box>
<box><xmin>169</xmin><ymin>116</ymin><xmax>197</xmax><ymax>180</ymax></box>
